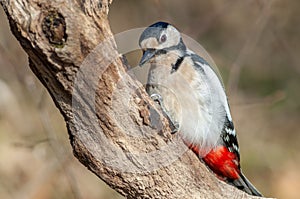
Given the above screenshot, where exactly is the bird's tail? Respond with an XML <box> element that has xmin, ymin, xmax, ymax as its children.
<box><xmin>231</xmin><ymin>172</ymin><xmax>262</xmax><ymax>196</ymax></box>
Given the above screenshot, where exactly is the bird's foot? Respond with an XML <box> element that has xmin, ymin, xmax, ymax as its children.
<box><xmin>150</xmin><ymin>93</ymin><xmax>179</xmax><ymax>134</ymax></box>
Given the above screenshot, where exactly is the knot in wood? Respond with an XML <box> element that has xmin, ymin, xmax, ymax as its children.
<box><xmin>42</xmin><ymin>10</ymin><xmax>67</xmax><ymax>47</ymax></box>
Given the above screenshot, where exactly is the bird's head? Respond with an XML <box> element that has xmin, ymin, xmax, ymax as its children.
<box><xmin>138</xmin><ymin>22</ymin><xmax>185</xmax><ymax>66</ymax></box>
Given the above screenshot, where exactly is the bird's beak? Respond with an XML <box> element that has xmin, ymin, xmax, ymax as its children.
<box><xmin>139</xmin><ymin>49</ymin><xmax>156</xmax><ymax>66</ymax></box>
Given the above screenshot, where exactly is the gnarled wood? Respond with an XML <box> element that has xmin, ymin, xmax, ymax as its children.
<box><xmin>0</xmin><ymin>0</ymin><xmax>273</xmax><ymax>198</ymax></box>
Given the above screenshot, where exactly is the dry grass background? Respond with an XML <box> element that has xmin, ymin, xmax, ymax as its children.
<box><xmin>1</xmin><ymin>0</ymin><xmax>300</xmax><ymax>198</ymax></box>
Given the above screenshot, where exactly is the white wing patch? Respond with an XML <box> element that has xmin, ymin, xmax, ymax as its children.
<box><xmin>225</xmin><ymin>127</ymin><xmax>235</xmax><ymax>135</ymax></box>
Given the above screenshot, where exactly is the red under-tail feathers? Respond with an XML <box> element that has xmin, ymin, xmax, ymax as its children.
<box><xmin>188</xmin><ymin>144</ymin><xmax>262</xmax><ymax>196</ymax></box>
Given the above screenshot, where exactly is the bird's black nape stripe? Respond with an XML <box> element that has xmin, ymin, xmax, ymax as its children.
<box><xmin>171</xmin><ymin>56</ymin><xmax>185</xmax><ymax>73</ymax></box>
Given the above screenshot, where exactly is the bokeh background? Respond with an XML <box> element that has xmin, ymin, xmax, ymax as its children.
<box><xmin>1</xmin><ymin>0</ymin><xmax>299</xmax><ymax>198</ymax></box>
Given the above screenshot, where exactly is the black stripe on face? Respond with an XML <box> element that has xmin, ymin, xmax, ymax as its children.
<box><xmin>155</xmin><ymin>49</ymin><xmax>167</xmax><ymax>56</ymax></box>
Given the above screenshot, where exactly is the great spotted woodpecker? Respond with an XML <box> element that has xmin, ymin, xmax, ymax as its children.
<box><xmin>138</xmin><ymin>21</ymin><xmax>262</xmax><ymax>196</ymax></box>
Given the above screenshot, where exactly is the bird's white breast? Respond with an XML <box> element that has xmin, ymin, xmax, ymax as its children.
<box><xmin>146</xmin><ymin>51</ymin><xmax>228</xmax><ymax>156</ymax></box>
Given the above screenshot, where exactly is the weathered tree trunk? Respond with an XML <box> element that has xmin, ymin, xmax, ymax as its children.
<box><xmin>0</xmin><ymin>0</ymin><xmax>273</xmax><ymax>198</ymax></box>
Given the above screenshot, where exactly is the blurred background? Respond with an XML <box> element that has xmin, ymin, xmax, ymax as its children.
<box><xmin>0</xmin><ymin>0</ymin><xmax>299</xmax><ymax>198</ymax></box>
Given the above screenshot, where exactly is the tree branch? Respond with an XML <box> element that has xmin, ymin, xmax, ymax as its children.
<box><xmin>0</xmin><ymin>0</ymin><xmax>273</xmax><ymax>198</ymax></box>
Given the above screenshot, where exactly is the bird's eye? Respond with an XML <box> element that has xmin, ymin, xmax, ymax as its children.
<box><xmin>160</xmin><ymin>34</ymin><xmax>167</xmax><ymax>43</ymax></box>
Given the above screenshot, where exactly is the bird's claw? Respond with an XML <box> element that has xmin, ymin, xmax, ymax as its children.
<box><xmin>150</xmin><ymin>93</ymin><xmax>179</xmax><ymax>134</ymax></box>
<box><xmin>150</xmin><ymin>93</ymin><xmax>163</xmax><ymax>105</ymax></box>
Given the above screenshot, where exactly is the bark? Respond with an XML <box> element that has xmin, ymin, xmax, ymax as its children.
<box><xmin>0</xmin><ymin>0</ymin><xmax>273</xmax><ymax>198</ymax></box>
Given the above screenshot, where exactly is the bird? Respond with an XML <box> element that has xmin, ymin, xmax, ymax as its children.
<box><xmin>138</xmin><ymin>21</ymin><xmax>262</xmax><ymax>196</ymax></box>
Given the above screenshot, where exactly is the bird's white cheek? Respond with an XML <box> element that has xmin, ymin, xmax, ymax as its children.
<box><xmin>140</xmin><ymin>38</ymin><xmax>159</xmax><ymax>49</ymax></box>
<box><xmin>158</xmin><ymin>33</ymin><xmax>180</xmax><ymax>49</ymax></box>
